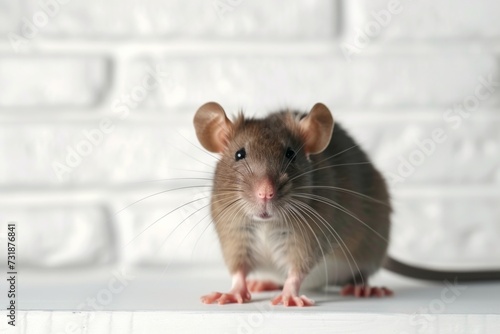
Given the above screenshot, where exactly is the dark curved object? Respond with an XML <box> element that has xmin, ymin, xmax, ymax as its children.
<box><xmin>384</xmin><ymin>257</ymin><xmax>500</xmax><ymax>282</ymax></box>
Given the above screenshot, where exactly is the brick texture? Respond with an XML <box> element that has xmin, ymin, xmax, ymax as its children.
<box><xmin>344</xmin><ymin>117</ymin><xmax>500</xmax><ymax>185</ymax></box>
<box><xmin>0</xmin><ymin>57</ymin><xmax>110</xmax><ymax>108</ymax></box>
<box><xmin>18</xmin><ymin>0</ymin><xmax>337</xmax><ymax>39</ymax></box>
<box><xmin>0</xmin><ymin>1</ymin><xmax>499</xmax><ymax>270</ymax></box>
<box><xmin>1</xmin><ymin>117</ymin><xmax>498</xmax><ymax>187</ymax></box>
<box><xmin>390</xmin><ymin>194</ymin><xmax>500</xmax><ymax>267</ymax></box>
<box><xmin>114</xmin><ymin>191</ymin><xmax>223</xmax><ymax>266</ymax></box>
<box><xmin>0</xmin><ymin>1</ymin><xmax>19</xmax><ymax>33</ymax></box>
<box><xmin>0</xmin><ymin>120</ymin><xmax>214</xmax><ymax>186</ymax></box>
<box><xmin>345</xmin><ymin>0</ymin><xmax>500</xmax><ymax>41</ymax></box>
<box><xmin>0</xmin><ymin>205</ymin><xmax>114</xmax><ymax>268</ymax></box>
<box><xmin>127</xmin><ymin>55</ymin><xmax>500</xmax><ymax>111</ymax></box>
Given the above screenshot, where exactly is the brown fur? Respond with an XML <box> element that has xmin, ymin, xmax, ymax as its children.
<box><xmin>196</xmin><ymin>103</ymin><xmax>391</xmax><ymax>286</ymax></box>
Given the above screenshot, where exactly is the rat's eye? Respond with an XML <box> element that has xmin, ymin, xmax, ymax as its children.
<box><xmin>285</xmin><ymin>147</ymin><xmax>296</xmax><ymax>161</ymax></box>
<box><xmin>235</xmin><ymin>148</ymin><xmax>246</xmax><ymax>161</ymax></box>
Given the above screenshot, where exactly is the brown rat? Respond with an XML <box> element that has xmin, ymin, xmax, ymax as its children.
<box><xmin>193</xmin><ymin>102</ymin><xmax>500</xmax><ymax>307</ymax></box>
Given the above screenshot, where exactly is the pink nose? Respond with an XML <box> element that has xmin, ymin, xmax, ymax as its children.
<box><xmin>256</xmin><ymin>178</ymin><xmax>275</xmax><ymax>200</ymax></box>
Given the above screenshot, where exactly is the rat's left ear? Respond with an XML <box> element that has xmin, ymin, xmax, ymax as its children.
<box><xmin>193</xmin><ymin>102</ymin><xmax>233</xmax><ymax>153</ymax></box>
<box><xmin>299</xmin><ymin>103</ymin><xmax>334</xmax><ymax>155</ymax></box>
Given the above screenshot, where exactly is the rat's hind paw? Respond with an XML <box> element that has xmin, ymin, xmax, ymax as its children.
<box><xmin>271</xmin><ymin>292</ymin><xmax>315</xmax><ymax>307</ymax></box>
<box><xmin>340</xmin><ymin>284</ymin><xmax>393</xmax><ymax>297</ymax></box>
<box><xmin>201</xmin><ymin>290</ymin><xmax>251</xmax><ymax>305</ymax></box>
<box><xmin>247</xmin><ymin>280</ymin><xmax>282</xmax><ymax>293</ymax></box>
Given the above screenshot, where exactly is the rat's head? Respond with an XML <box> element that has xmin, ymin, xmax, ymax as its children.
<box><xmin>194</xmin><ymin>102</ymin><xmax>334</xmax><ymax>222</ymax></box>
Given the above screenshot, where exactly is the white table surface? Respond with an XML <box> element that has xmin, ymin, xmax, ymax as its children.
<box><xmin>2</xmin><ymin>265</ymin><xmax>500</xmax><ymax>333</ymax></box>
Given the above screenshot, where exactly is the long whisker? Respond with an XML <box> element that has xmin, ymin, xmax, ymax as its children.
<box><xmin>292</xmin><ymin>202</ymin><xmax>333</xmax><ymax>291</ymax></box>
<box><xmin>289</xmin><ymin>162</ymin><xmax>373</xmax><ymax>183</ymax></box>
<box><xmin>292</xmin><ymin>193</ymin><xmax>389</xmax><ymax>243</ymax></box>
<box><xmin>290</xmin><ymin>198</ymin><xmax>365</xmax><ymax>286</ymax></box>
<box><xmin>161</xmin><ymin>197</ymin><xmax>244</xmax><ymax>275</ymax></box>
<box><xmin>308</xmin><ymin>143</ymin><xmax>362</xmax><ymax>168</ymax></box>
<box><xmin>287</xmin><ymin>199</ymin><xmax>337</xmax><ymax>257</ymax></box>
<box><xmin>156</xmin><ymin>197</ymin><xmax>213</xmax><ymax>254</ymax></box>
<box><xmin>110</xmin><ymin>177</ymin><xmax>213</xmax><ymax>187</ymax></box>
<box><xmin>176</xmin><ymin>130</ymin><xmax>222</xmax><ymax>164</ymax></box>
<box><xmin>295</xmin><ymin>185</ymin><xmax>390</xmax><ymax>207</ymax></box>
<box><xmin>177</xmin><ymin>130</ymin><xmax>249</xmax><ymax>180</ymax></box>
<box><xmin>189</xmin><ymin>198</ymin><xmax>246</xmax><ymax>261</ymax></box>
<box><xmin>285</xmin><ymin>199</ymin><xmax>331</xmax><ymax>289</ymax></box>
<box><xmin>177</xmin><ymin>198</ymin><xmax>243</xmax><ymax>265</ymax></box>
<box><xmin>277</xmin><ymin>206</ymin><xmax>300</xmax><ymax>256</ymax></box>
<box><xmin>192</xmin><ymin>195</ymin><xmax>253</xmax><ymax>268</ymax></box>
<box><xmin>123</xmin><ymin>195</ymin><xmax>213</xmax><ymax>248</ymax></box>
<box><xmin>286</xmin><ymin>197</ymin><xmax>340</xmax><ymax>286</ymax></box>
<box><xmin>114</xmin><ymin>185</ymin><xmax>213</xmax><ymax>215</ymax></box>
<box><xmin>169</xmin><ymin>168</ymin><xmax>214</xmax><ymax>175</ymax></box>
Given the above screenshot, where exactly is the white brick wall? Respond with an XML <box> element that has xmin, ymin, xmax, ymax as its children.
<box><xmin>20</xmin><ymin>0</ymin><xmax>338</xmax><ymax>39</ymax></box>
<box><xmin>345</xmin><ymin>0</ymin><xmax>500</xmax><ymax>40</ymax></box>
<box><xmin>127</xmin><ymin>54</ymin><xmax>499</xmax><ymax>110</ymax></box>
<box><xmin>0</xmin><ymin>204</ymin><xmax>114</xmax><ymax>268</ymax></box>
<box><xmin>0</xmin><ymin>57</ymin><xmax>109</xmax><ymax>107</ymax></box>
<box><xmin>0</xmin><ymin>0</ymin><xmax>499</xmax><ymax>272</ymax></box>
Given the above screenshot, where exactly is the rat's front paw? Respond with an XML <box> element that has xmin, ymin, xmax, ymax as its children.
<box><xmin>201</xmin><ymin>290</ymin><xmax>251</xmax><ymax>305</ymax></box>
<box><xmin>271</xmin><ymin>292</ymin><xmax>314</xmax><ymax>307</ymax></box>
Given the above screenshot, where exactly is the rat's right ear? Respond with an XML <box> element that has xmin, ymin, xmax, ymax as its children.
<box><xmin>194</xmin><ymin>102</ymin><xmax>233</xmax><ymax>153</ymax></box>
<box><xmin>299</xmin><ymin>103</ymin><xmax>334</xmax><ymax>155</ymax></box>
